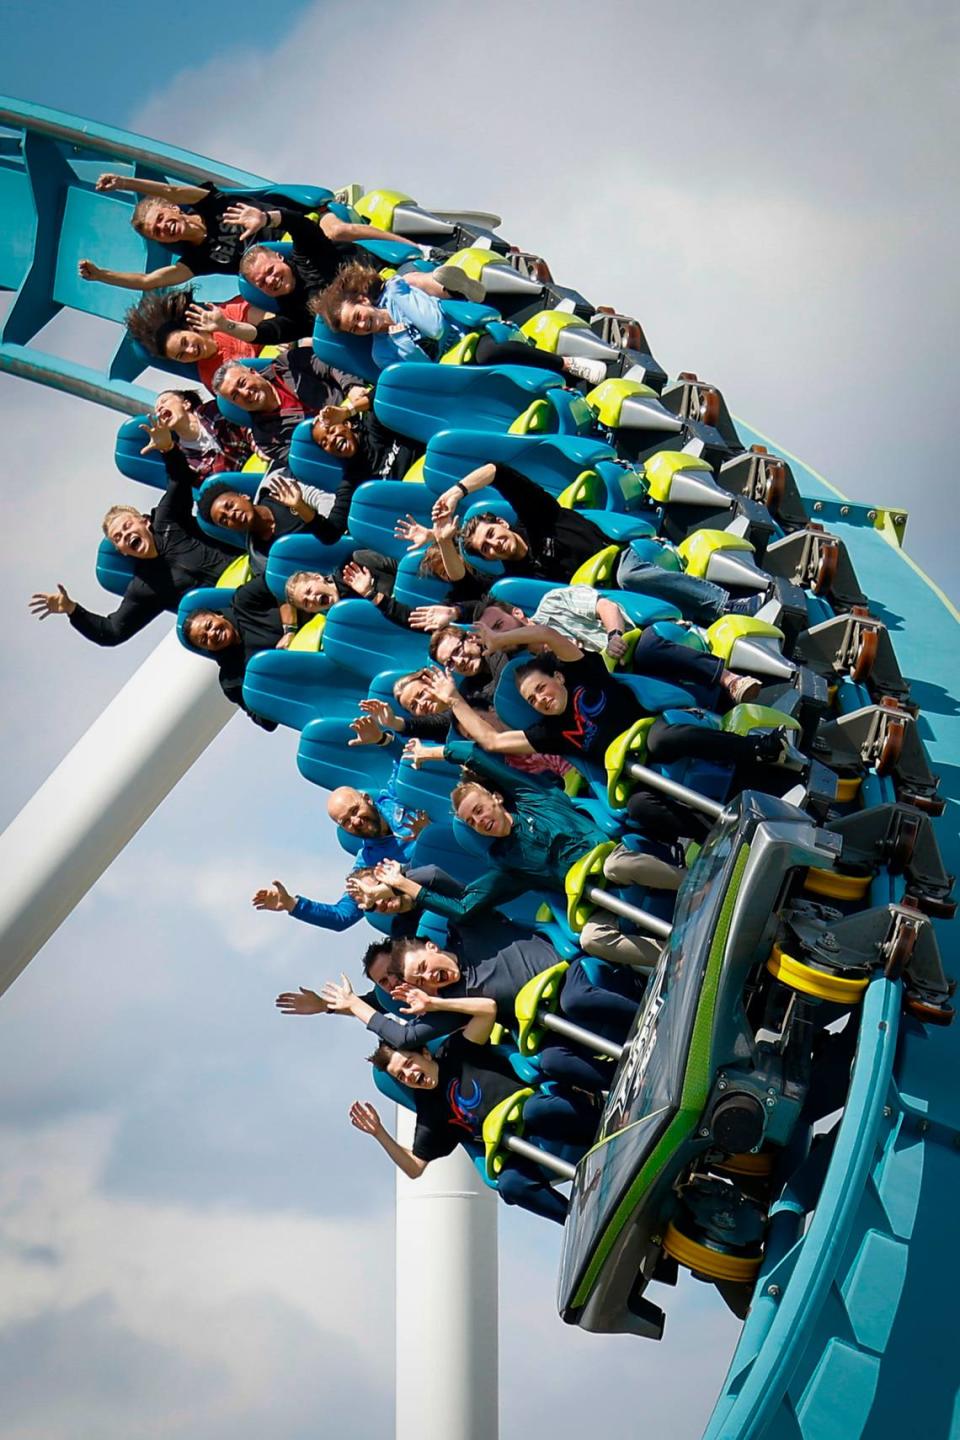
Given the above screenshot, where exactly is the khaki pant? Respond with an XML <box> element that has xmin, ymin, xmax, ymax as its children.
<box><xmin>602</xmin><ymin>843</ymin><xmax>682</xmax><ymax>891</ymax></box>
<box><xmin>581</xmin><ymin>917</ymin><xmax>663</xmax><ymax>970</ymax></box>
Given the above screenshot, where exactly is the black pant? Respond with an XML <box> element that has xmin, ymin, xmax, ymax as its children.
<box><xmin>631</xmin><ymin>630</ymin><xmax>724</xmax><ymax>709</ymax></box>
<box><xmin>473</xmin><ymin>333</ymin><xmax>567</xmax><ymax>374</ymax></box>
<box><xmin>645</xmin><ymin>717</ymin><xmax>763</xmax><ymax>768</ymax></box>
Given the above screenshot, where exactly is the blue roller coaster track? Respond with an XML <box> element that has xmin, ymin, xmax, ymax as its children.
<box><xmin>1</xmin><ymin>94</ymin><xmax>956</xmax><ymax>1440</ymax></box>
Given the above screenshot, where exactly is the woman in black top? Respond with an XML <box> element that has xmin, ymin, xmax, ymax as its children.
<box><xmin>412</xmin><ymin>650</ymin><xmax>790</xmax><ymax>773</ymax></box>
<box><xmin>182</xmin><ymin>574</ymin><xmax>289</xmax><ymax>727</ymax></box>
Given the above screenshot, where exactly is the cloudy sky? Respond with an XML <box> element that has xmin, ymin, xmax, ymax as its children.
<box><xmin>1</xmin><ymin>4</ymin><xmax>958</xmax><ymax>1438</ymax></box>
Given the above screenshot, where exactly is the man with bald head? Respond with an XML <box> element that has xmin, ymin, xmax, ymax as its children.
<box><xmin>252</xmin><ymin>741</ymin><xmax>429</xmax><ymax>933</ymax></box>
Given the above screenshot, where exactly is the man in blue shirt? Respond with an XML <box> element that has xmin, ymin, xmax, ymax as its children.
<box><xmin>252</xmin><ymin>741</ymin><xmax>428</xmax><ymax>931</ymax></box>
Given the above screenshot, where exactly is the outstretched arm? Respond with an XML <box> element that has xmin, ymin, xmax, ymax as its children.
<box><xmin>78</xmin><ymin>258</ymin><xmax>194</xmax><ymax>291</ymax></box>
<box><xmin>35</xmin><ymin>579</ymin><xmax>162</xmax><ymax>648</ymax></box>
<box><xmin>431</xmin><ymin>463</ymin><xmax>497</xmax><ymax>524</ymax></box>
<box><xmin>423</xmin><ymin>669</ymin><xmax>532</xmax><ymax>756</ymax></box>
<box><xmin>475</xmin><ymin>620</ymin><xmax>582</xmax><ymax>663</ymax></box>
<box><xmin>319</xmin><ymin>212</ymin><xmax>413</xmax><ymax>247</ymax></box>
<box><xmin>394</xmin><ymin>986</ymin><xmax>497</xmax><ymax>1045</ymax></box>
<box><xmin>321</xmin><ymin>974</ymin><xmax>377</xmax><ymax>1027</ymax></box>
<box><xmin>95</xmin><ymin>173</ymin><xmax>209</xmax><ymax>204</ymax></box>
<box><xmin>349</xmin><ymin>1101</ymin><xmax>427</xmax><ymax>1180</ymax></box>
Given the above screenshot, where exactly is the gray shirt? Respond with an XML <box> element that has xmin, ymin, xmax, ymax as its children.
<box><xmin>531</xmin><ymin>584</ymin><xmax>625</xmax><ymax>652</ymax></box>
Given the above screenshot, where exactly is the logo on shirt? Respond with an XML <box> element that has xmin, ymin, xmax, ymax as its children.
<box><xmin>561</xmin><ymin>685</ymin><xmax>607</xmax><ymax>751</ymax></box>
<box><xmin>447</xmin><ymin>1077</ymin><xmax>483</xmax><ymax>1134</ymax></box>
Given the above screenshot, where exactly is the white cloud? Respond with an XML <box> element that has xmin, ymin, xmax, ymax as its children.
<box><xmin>0</xmin><ymin>1115</ymin><xmax>393</xmax><ymax>1439</ymax></box>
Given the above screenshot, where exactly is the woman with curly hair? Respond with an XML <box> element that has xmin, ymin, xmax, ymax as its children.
<box><xmin>312</xmin><ymin>259</ymin><xmax>607</xmax><ymax>382</ymax></box>
<box><xmin>124</xmin><ymin>286</ymin><xmax>263</xmax><ymax>392</ymax></box>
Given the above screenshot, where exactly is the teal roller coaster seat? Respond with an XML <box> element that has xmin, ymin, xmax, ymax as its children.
<box><xmin>287</xmin><ymin>417</ymin><xmax>347</xmax><ymax>489</ymax></box>
<box><xmin>320</xmin><ymin>598</ymin><xmax>429</xmax><ymax>679</ymax></box>
<box><xmin>115</xmin><ymin>416</ymin><xmax>169</xmax><ymax>488</ymax></box>
<box><xmin>297</xmin><ymin>717</ymin><xmax>397</xmax><ymax>794</ymax></box>
<box><xmin>95</xmin><ymin>536</ymin><xmax>136</xmax><ymax>597</ymax></box>
<box><xmin>423</xmin><ymin>428</ymin><xmax>617</xmax><ymax>501</ymax></box>
<box><xmin>347</xmin><ymin>479</ymin><xmax>435</xmax><ymax>559</ymax></box>
<box><xmin>264</xmin><ymin>533</ymin><xmax>357</xmax><ymax>602</ymax></box>
<box><xmin>373</xmin><ymin>361</ymin><xmax>564</xmax><ymax>443</ymax></box>
<box><xmin>241</xmin><ymin>649</ymin><xmax>361</xmax><ymax>732</ymax></box>
<box><xmin>312</xmin><ymin>316</ymin><xmax>380</xmax><ymax>384</ymax></box>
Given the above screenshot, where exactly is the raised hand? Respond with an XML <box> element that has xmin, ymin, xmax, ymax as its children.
<box><xmin>394</xmin><ymin>982</ymin><xmax>432</xmax><ymax>1015</ymax></box>
<box><xmin>402</xmin><ymin>739</ymin><xmax>431</xmax><ymax>770</ymax></box>
<box><xmin>375</xmin><ymin>859</ymin><xmax>404</xmax><ymax>887</ymax></box>
<box><xmin>318</xmin><ymin>403</ymin><xmax>350</xmax><ymax>428</ymax></box>
<box><xmin>359</xmin><ymin>697</ymin><xmax>401</xmax><ymax>730</ymax></box>
<box><xmin>431</xmin><ymin>512</ymin><xmax>459</xmax><ymax>545</ymax></box>
<box><xmin>348</xmin><ymin>714</ymin><xmax>386</xmax><ymax>747</ymax></box>
<box><xmin>95</xmin><ymin>172</ymin><xmax>125</xmax><ymax>192</ymax></box>
<box><xmin>185</xmin><ymin>301</ymin><xmax>223</xmax><ymax>335</ymax></box>
<box><xmin>264</xmin><ymin>474</ymin><xmax>304</xmax><ymax>513</ymax></box>
<box><xmin>341</xmin><ymin>562</ymin><xmax>375</xmax><ymax>598</ymax></box>
<box><xmin>139</xmin><ymin>418</ymin><xmax>174</xmax><ymax>454</ymax></box>
<box><xmin>251</xmin><ymin>880</ymin><xmax>297</xmax><ymax>913</ymax></box>
<box><xmin>470</xmin><ymin>620</ymin><xmax>499</xmax><ymax>652</ymax></box>
<box><xmin>344</xmin><ymin>873</ymin><xmax>375</xmax><ymax>909</ymax></box>
<box><xmin>431</xmin><ymin>488</ymin><xmax>461</xmax><ymax>524</ymax></box>
<box><xmin>349</xmin><ymin>1100</ymin><xmax>384</xmax><ymax>1138</ymax></box>
<box><xmin>29</xmin><ymin>584</ymin><xmax>75</xmax><ymax>619</ymax></box>
<box><xmin>222</xmin><ymin>202</ymin><xmax>270</xmax><ymax>242</ymax></box>
<box><xmin>320</xmin><ymin>973</ymin><xmax>356</xmax><ymax>1014</ymax></box>
<box><xmin>394</xmin><ymin>514</ymin><xmax>433</xmax><ymax>550</ymax></box>
<box><xmin>408</xmin><ymin>604</ymin><xmax>459</xmax><ymax>633</ymax></box>
<box><xmin>423</xmin><ymin>667</ymin><xmax>458</xmax><ymax>705</ymax></box>
<box><xmin>275</xmin><ymin>987</ymin><xmax>327</xmax><ymax>1015</ymax></box>
<box><xmin>407</xmin><ymin>809</ymin><xmax>431</xmax><ymax>839</ymax></box>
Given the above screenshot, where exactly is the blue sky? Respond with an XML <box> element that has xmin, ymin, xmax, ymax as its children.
<box><xmin>0</xmin><ymin>4</ymin><xmax>958</xmax><ymax>1438</ymax></box>
<box><xmin>0</xmin><ymin>1</ymin><xmax>316</xmax><ymax>126</ymax></box>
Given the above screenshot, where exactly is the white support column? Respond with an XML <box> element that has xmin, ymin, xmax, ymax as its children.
<box><xmin>0</xmin><ymin>631</ymin><xmax>232</xmax><ymax>996</ymax></box>
<box><xmin>395</xmin><ymin>1106</ymin><xmax>499</xmax><ymax>1440</ymax></box>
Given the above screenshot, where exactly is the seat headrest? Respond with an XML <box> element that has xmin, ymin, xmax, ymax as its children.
<box><xmin>194</xmin><ymin>471</ymin><xmax>260</xmax><ymax>547</ymax></box>
<box><xmin>176</xmin><ymin>587</ymin><xmax>234</xmax><ymax>652</ymax></box>
<box><xmin>215</xmin><ymin>355</ymin><xmax>275</xmax><ymax>424</ymax></box>
<box><xmin>458</xmin><ymin>496</ymin><xmax>518</xmax><ymax>576</ymax></box>
<box><xmin>452</xmin><ymin>815</ymin><xmax>495</xmax><ymax>857</ymax></box>
<box><xmin>493</xmin><ymin>653</ymin><xmax>541</xmax><ymax>731</ymax></box>
<box><xmin>237</xmin><ymin>241</ymin><xmax>294</xmax><ymax>309</ymax></box>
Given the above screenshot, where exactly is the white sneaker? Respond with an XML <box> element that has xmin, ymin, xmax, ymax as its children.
<box><xmin>563</xmin><ymin>356</ymin><xmax>608</xmax><ymax>386</ymax></box>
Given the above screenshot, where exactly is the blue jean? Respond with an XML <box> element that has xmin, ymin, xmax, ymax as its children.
<box><xmin>615</xmin><ymin>546</ymin><xmax>729</xmax><ymax>625</ymax></box>
<box><xmin>559</xmin><ymin>956</ymin><xmax>644</xmax><ymax>1038</ymax></box>
<box><xmin>497</xmin><ymin>1089</ymin><xmax>597</xmax><ymax>1224</ymax></box>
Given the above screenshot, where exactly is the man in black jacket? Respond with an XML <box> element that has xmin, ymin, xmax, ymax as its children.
<box><xmin>29</xmin><ymin>446</ymin><xmax>236</xmax><ymax>646</ymax></box>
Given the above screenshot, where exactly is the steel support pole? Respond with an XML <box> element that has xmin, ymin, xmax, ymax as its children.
<box><xmin>624</xmin><ymin>760</ymin><xmax>726</xmax><ymax>819</ymax></box>
<box><xmin>395</xmin><ymin>1107</ymin><xmax>499</xmax><ymax>1440</ymax></box>
<box><xmin>503</xmin><ymin>1134</ymin><xmax>577</xmax><ymax>1181</ymax></box>
<box><xmin>540</xmin><ymin>1011</ymin><xmax>624</xmax><ymax>1061</ymax></box>
<box><xmin>0</xmin><ymin>631</ymin><xmax>233</xmax><ymax>995</ymax></box>
<box><xmin>581</xmin><ymin>884</ymin><xmax>674</xmax><ymax>940</ymax></box>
